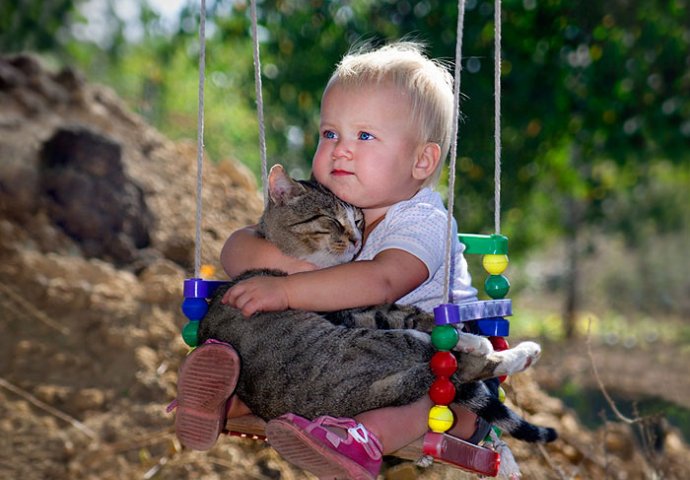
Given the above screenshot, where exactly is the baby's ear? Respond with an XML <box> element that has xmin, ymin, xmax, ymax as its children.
<box><xmin>268</xmin><ymin>164</ymin><xmax>304</xmax><ymax>205</ymax></box>
<box><xmin>412</xmin><ymin>142</ymin><xmax>441</xmax><ymax>181</ymax></box>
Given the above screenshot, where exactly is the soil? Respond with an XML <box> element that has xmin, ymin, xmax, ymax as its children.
<box><xmin>1</xmin><ymin>54</ymin><xmax>688</xmax><ymax>480</ymax></box>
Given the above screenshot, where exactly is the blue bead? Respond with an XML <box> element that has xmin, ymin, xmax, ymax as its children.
<box><xmin>464</xmin><ymin>317</ymin><xmax>510</xmax><ymax>336</ymax></box>
<box><xmin>181</xmin><ymin>297</ymin><xmax>209</xmax><ymax>321</ymax></box>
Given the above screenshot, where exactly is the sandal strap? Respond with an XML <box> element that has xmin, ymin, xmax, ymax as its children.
<box><xmin>313</xmin><ymin>415</ymin><xmax>359</xmax><ymax>429</ymax></box>
<box><xmin>311</xmin><ymin>415</ymin><xmax>383</xmax><ymax>460</ymax></box>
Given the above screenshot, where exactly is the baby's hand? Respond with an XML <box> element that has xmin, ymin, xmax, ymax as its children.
<box><xmin>222</xmin><ymin>276</ymin><xmax>289</xmax><ymax>317</ymax></box>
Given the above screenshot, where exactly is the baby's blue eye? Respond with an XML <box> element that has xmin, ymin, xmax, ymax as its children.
<box><xmin>323</xmin><ymin>130</ymin><xmax>337</xmax><ymax>139</ymax></box>
<box><xmin>358</xmin><ymin>132</ymin><xmax>375</xmax><ymax>141</ymax></box>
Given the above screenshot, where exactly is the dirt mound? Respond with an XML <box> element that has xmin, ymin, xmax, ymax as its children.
<box><xmin>0</xmin><ymin>54</ymin><xmax>688</xmax><ymax>479</ymax></box>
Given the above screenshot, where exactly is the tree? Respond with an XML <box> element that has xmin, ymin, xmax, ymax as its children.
<box><xmin>6</xmin><ymin>0</ymin><xmax>688</xmax><ymax>331</ymax></box>
<box><xmin>1</xmin><ymin>0</ymin><xmax>81</xmax><ymax>54</ymax></box>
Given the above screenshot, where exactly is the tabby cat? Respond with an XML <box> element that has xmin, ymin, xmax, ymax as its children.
<box><xmin>198</xmin><ymin>165</ymin><xmax>557</xmax><ymax>444</ymax></box>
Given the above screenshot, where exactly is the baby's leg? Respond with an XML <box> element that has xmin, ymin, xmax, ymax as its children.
<box><xmin>355</xmin><ymin>396</ymin><xmax>431</xmax><ymax>454</ymax></box>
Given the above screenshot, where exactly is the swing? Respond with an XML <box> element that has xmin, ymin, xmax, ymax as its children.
<box><xmin>180</xmin><ymin>0</ymin><xmax>512</xmax><ymax>476</ymax></box>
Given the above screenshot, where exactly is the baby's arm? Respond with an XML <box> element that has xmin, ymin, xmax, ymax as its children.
<box><xmin>221</xmin><ymin>225</ymin><xmax>317</xmax><ymax>278</ymax></box>
<box><xmin>224</xmin><ymin>248</ymin><xmax>428</xmax><ymax>316</ymax></box>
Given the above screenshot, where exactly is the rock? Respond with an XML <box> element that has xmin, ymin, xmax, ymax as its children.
<box><xmin>39</xmin><ymin>127</ymin><xmax>154</xmax><ymax>266</ymax></box>
<box><xmin>71</xmin><ymin>388</ymin><xmax>107</xmax><ymax>412</ymax></box>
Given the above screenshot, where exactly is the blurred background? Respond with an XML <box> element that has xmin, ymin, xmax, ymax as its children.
<box><xmin>2</xmin><ymin>0</ymin><xmax>689</xmax><ymax>468</ymax></box>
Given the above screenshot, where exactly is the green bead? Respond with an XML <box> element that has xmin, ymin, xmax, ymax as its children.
<box><xmin>431</xmin><ymin>325</ymin><xmax>459</xmax><ymax>351</ymax></box>
<box><xmin>485</xmin><ymin>425</ymin><xmax>502</xmax><ymax>443</ymax></box>
<box><xmin>182</xmin><ymin>322</ymin><xmax>199</xmax><ymax>347</ymax></box>
<box><xmin>485</xmin><ymin>274</ymin><xmax>510</xmax><ymax>299</ymax></box>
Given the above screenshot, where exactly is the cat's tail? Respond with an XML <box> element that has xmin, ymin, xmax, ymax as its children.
<box><xmin>459</xmin><ymin>383</ymin><xmax>558</xmax><ymax>444</ymax></box>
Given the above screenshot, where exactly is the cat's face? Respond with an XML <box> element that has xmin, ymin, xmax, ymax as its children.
<box><xmin>261</xmin><ymin>165</ymin><xmax>364</xmax><ymax>268</ymax></box>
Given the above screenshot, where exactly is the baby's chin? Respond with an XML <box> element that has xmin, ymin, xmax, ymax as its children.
<box><xmin>316</xmin><ymin>179</ymin><xmax>357</xmax><ymax>204</ymax></box>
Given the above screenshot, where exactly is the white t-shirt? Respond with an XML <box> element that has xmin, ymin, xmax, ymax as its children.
<box><xmin>356</xmin><ymin>188</ymin><xmax>478</xmax><ymax>312</ymax></box>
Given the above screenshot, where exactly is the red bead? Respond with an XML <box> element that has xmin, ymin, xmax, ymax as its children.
<box><xmin>489</xmin><ymin>336</ymin><xmax>509</xmax><ymax>351</ymax></box>
<box><xmin>429</xmin><ymin>377</ymin><xmax>456</xmax><ymax>405</ymax></box>
<box><xmin>429</xmin><ymin>351</ymin><xmax>457</xmax><ymax>377</ymax></box>
<box><xmin>488</xmin><ymin>337</ymin><xmax>509</xmax><ymax>382</ymax></box>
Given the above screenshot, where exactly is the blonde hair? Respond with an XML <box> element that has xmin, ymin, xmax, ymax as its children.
<box><xmin>326</xmin><ymin>42</ymin><xmax>454</xmax><ymax>187</ymax></box>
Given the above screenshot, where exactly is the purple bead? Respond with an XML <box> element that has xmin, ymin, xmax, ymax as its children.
<box><xmin>433</xmin><ymin>304</ymin><xmax>461</xmax><ymax>326</ymax></box>
<box><xmin>183</xmin><ymin>278</ymin><xmax>229</xmax><ymax>298</ymax></box>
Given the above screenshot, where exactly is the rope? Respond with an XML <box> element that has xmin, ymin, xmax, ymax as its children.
<box><xmin>442</xmin><ymin>0</ymin><xmax>467</xmax><ymax>303</ymax></box>
<box><xmin>443</xmin><ymin>0</ymin><xmax>504</xmax><ymax>298</ymax></box>
<box><xmin>494</xmin><ymin>0</ymin><xmax>502</xmax><ymax>234</ymax></box>
<box><xmin>250</xmin><ymin>0</ymin><xmax>269</xmax><ymax>205</ymax></box>
<box><xmin>192</xmin><ymin>0</ymin><xmax>268</xmax><ymax>277</ymax></box>
<box><xmin>193</xmin><ymin>0</ymin><xmax>207</xmax><ymax>279</ymax></box>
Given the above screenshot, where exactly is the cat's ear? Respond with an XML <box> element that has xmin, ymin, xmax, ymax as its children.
<box><xmin>268</xmin><ymin>164</ymin><xmax>305</xmax><ymax>205</ymax></box>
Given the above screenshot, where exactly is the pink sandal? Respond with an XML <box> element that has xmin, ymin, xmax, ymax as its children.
<box><xmin>266</xmin><ymin>413</ymin><xmax>383</xmax><ymax>480</ymax></box>
<box><xmin>174</xmin><ymin>340</ymin><xmax>240</xmax><ymax>450</ymax></box>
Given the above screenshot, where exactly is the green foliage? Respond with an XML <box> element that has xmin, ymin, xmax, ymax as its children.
<box><xmin>1</xmin><ymin>0</ymin><xmax>81</xmax><ymax>54</ymax></box>
<box><xmin>4</xmin><ymin>0</ymin><xmax>689</xmax><ymax>263</ymax></box>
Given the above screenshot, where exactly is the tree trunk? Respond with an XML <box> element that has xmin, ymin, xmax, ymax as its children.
<box><xmin>563</xmin><ymin>199</ymin><xmax>579</xmax><ymax>339</ymax></box>
<box><xmin>562</xmin><ymin>144</ymin><xmax>584</xmax><ymax>339</ymax></box>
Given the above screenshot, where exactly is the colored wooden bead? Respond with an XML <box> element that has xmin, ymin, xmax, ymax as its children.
<box><xmin>455</xmin><ymin>299</ymin><xmax>512</xmax><ymax>322</ymax></box>
<box><xmin>433</xmin><ymin>303</ymin><xmax>460</xmax><ymax>326</ymax></box>
<box><xmin>482</xmin><ymin>254</ymin><xmax>509</xmax><ymax>275</ymax></box>
<box><xmin>428</xmin><ymin>405</ymin><xmax>454</xmax><ymax>433</ymax></box>
<box><xmin>489</xmin><ymin>336</ymin><xmax>510</xmax><ymax>382</ymax></box>
<box><xmin>429</xmin><ymin>378</ymin><xmax>456</xmax><ymax>405</ymax></box>
<box><xmin>484</xmin><ymin>275</ymin><xmax>510</xmax><ymax>299</ymax></box>
<box><xmin>489</xmin><ymin>336</ymin><xmax>509</xmax><ymax>351</ymax></box>
<box><xmin>485</xmin><ymin>425</ymin><xmax>503</xmax><ymax>443</ymax></box>
<box><xmin>430</xmin><ymin>351</ymin><xmax>458</xmax><ymax>377</ymax></box>
<box><xmin>431</xmin><ymin>325</ymin><xmax>459</xmax><ymax>351</ymax></box>
<box><xmin>466</xmin><ymin>318</ymin><xmax>510</xmax><ymax>337</ymax></box>
<box><xmin>498</xmin><ymin>386</ymin><xmax>506</xmax><ymax>403</ymax></box>
<box><xmin>199</xmin><ymin>264</ymin><xmax>216</xmax><ymax>278</ymax></box>
<box><xmin>458</xmin><ymin>233</ymin><xmax>508</xmax><ymax>255</ymax></box>
<box><xmin>182</xmin><ymin>321</ymin><xmax>199</xmax><ymax>347</ymax></box>
<box><xmin>181</xmin><ymin>297</ymin><xmax>209</xmax><ymax>321</ymax></box>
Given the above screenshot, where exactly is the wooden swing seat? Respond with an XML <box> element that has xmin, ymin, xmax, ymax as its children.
<box><xmin>225</xmin><ymin>414</ymin><xmax>500</xmax><ymax>476</ymax></box>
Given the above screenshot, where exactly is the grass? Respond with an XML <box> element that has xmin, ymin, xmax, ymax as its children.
<box><xmin>509</xmin><ymin>302</ymin><xmax>690</xmax><ymax>349</ymax></box>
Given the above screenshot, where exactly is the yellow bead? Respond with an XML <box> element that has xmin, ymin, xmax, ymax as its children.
<box><xmin>482</xmin><ymin>254</ymin><xmax>509</xmax><ymax>275</ymax></box>
<box><xmin>428</xmin><ymin>405</ymin><xmax>454</xmax><ymax>433</ymax></box>
<box><xmin>498</xmin><ymin>386</ymin><xmax>506</xmax><ymax>403</ymax></box>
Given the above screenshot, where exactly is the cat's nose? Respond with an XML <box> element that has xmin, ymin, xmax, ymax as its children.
<box><xmin>350</xmin><ymin>235</ymin><xmax>362</xmax><ymax>251</ymax></box>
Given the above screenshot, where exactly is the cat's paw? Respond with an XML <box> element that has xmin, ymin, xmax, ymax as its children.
<box><xmin>493</xmin><ymin>341</ymin><xmax>541</xmax><ymax>376</ymax></box>
<box><xmin>454</xmin><ymin>331</ymin><xmax>494</xmax><ymax>356</ymax></box>
<box><xmin>405</xmin><ymin>329</ymin><xmax>431</xmax><ymax>343</ymax></box>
